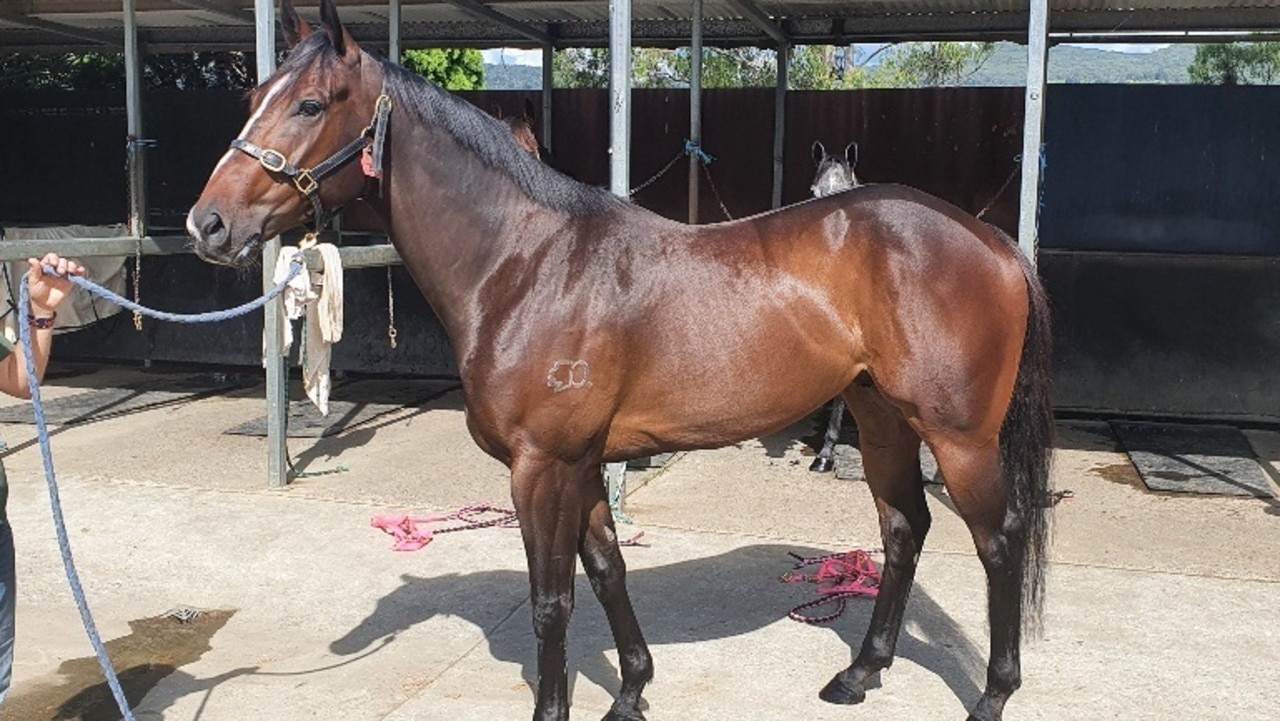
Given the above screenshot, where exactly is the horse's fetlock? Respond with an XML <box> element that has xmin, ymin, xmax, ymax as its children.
<box><xmin>531</xmin><ymin>593</ymin><xmax>573</xmax><ymax>632</ymax></box>
<box><xmin>621</xmin><ymin>646</ymin><xmax>654</xmax><ymax>684</ymax></box>
<box><xmin>986</xmin><ymin>657</ymin><xmax>1022</xmax><ymax>695</ymax></box>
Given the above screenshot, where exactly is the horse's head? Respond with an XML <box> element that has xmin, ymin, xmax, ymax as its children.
<box><xmin>497</xmin><ymin>98</ymin><xmax>544</xmax><ymax>161</ymax></box>
<box><xmin>810</xmin><ymin>141</ymin><xmax>860</xmax><ymax>199</ymax></box>
<box><xmin>188</xmin><ymin>0</ymin><xmax>385</xmax><ymax>266</ymax></box>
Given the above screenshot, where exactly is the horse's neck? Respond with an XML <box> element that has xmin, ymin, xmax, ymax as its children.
<box><xmin>374</xmin><ymin>116</ymin><xmax>548</xmax><ymax>347</ymax></box>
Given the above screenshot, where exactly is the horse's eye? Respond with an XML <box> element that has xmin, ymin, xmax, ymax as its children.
<box><xmin>298</xmin><ymin>100</ymin><xmax>324</xmax><ymax>117</ymax></box>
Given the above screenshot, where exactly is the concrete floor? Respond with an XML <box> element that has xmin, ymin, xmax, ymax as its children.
<box><xmin>1</xmin><ymin>364</ymin><xmax>1278</xmax><ymax>721</ymax></box>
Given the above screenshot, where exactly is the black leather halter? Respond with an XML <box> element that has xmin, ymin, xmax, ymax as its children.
<box><xmin>230</xmin><ymin>90</ymin><xmax>392</xmax><ymax>240</ymax></box>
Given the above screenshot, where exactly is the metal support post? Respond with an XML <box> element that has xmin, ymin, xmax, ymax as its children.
<box><xmin>772</xmin><ymin>42</ymin><xmax>790</xmax><ymax>209</ymax></box>
<box><xmin>688</xmin><ymin>0</ymin><xmax>703</xmax><ymax>224</ymax></box>
<box><xmin>123</xmin><ymin>0</ymin><xmax>146</xmax><ymax>237</ymax></box>
<box><xmin>542</xmin><ymin>44</ymin><xmax>555</xmax><ymax>154</ymax></box>
<box><xmin>608</xmin><ymin>0</ymin><xmax>631</xmax><ymax>198</ymax></box>
<box><xmin>389</xmin><ymin>0</ymin><xmax>402</xmax><ymax>63</ymax></box>
<box><xmin>255</xmin><ymin>0</ymin><xmax>289</xmax><ymax>488</ymax></box>
<box><xmin>606</xmin><ymin>0</ymin><xmax>632</xmax><ymax>511</ymax></box>
<box><xmin>1017</xmin><ymin>0</ymin><xmax>1049</xmax><ymax>265</ymax></box>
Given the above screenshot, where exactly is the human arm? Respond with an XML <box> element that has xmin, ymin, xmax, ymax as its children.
<box><xmin>0</xmin><ymin>253</ymin><xmax>85</xmax><ymax>399</ymax></box>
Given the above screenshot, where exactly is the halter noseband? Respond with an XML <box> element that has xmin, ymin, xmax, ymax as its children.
<box><xmin>230</xmin><ymin>90</ymin><xmax>392</xmax><ymax>242</ymax></box>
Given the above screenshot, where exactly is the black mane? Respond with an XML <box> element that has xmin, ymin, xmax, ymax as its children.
<box><xmin>379</xmin><ymin>58</ymin><xmax>622</xmax><ymax>216</ymax></box>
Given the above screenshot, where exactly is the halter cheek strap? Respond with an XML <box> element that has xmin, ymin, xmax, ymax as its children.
<box><xmin>230</xmin><ymin>90</ymin><xmax>393</xmax><ymax>240</ymax></box>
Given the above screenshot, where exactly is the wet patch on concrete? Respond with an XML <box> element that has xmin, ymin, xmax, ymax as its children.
<box><xmin>1089</xmin><ymin>461</ymin><xmax>1146</xmax><ymax>490</ymax></box>
<box><xmin>2</xmin><ymin>608</ymin><xmax>234</xmax><ymax>721</ymax></box>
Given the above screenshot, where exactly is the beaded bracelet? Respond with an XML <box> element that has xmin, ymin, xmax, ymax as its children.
<box><xmin>28</xmin><ymin>312</ymin><xmax>57</xmax><ymax>330</ymax></box>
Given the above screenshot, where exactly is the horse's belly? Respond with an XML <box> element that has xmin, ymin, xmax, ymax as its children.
<box><xmin>604</xmin><ymin>321</ymin><xmax>859</xmax><ymax>458</ymax></box>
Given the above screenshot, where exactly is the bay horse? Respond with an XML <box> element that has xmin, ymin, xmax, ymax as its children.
<box><xmin>496</xmin><ymin>97</ymin><xmax>549</xmax><ymax>162</ymax></box>
<box><xmin>186</xmin><ymin>2</ymin><xmax>1054</xmax><ymax>720</ymax></box>
<box><xmin>807</xmin><ymin>140</ymin><xmax>861</xmax><ymax>474</ymax></box>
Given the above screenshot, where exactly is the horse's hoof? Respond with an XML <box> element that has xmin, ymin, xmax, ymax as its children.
<box><xmin>602</xmin><ymin>708</ymin><xmax>645</xmax><ymax>721</ymax></box>
<box><xmin>818</xmin><ymin>676</ymin><xmax>866</xmax><ymax>705</ymax></box>
<box><xmin>809</xmin><ymin>456</ymin><xmax>835</xmax><ymax>473</ymax></box>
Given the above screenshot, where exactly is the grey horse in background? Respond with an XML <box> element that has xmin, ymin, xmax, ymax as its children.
<box><xmin>808</xmin><ymin>140</ymin><xmax>861</xmax><ymax>473</ymax></box>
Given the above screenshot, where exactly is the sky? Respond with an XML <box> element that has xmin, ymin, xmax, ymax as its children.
<box><xmin>482</xmin><ymin>48</ymin><xmax>544</xmax><ymax>67</ymax></box>
<box><xmin>480</xmin><ymin>43</ymin><xmax>1172</xmax><ymax>67</ymax></box>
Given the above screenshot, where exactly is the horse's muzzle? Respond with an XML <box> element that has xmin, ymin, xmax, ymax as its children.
<box><xmin>187</xmin><ymin>205</ymin><xmax>260</xmax><ymax>267</ymax></box>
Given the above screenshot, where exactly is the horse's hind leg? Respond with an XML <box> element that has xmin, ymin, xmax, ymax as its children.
<box><xmin>931</xmin><ymin>439</ymin><xmax>1025</xmax><ymax>721</ymax></box>
<box><xmin>809</xmin><ymin>398</ymin><xmax>847</xmax><ymax>473</ymax></box>
<box><xmin>578</xmin><ymin>468</ymin><xmax>653</xmax><ymax>721</ymax></box>
<box><xmin>820</xmin><ymin>382</ymin><xmax>930</xmax><ymax>704</ymax></box>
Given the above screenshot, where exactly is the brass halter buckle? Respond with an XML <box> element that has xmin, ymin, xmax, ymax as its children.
<box><xmin>258</xmin><ymin>149</ymin><xmax>288</xmax><ymax>174</ymax></box>
<box><xmin>293</xmin><ymin>169</ymin><xmax>319</xmax><ymax>195</ymax></box>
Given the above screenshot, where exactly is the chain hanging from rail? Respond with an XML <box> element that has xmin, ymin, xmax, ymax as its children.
<box><xmin>386</xmin><ymin>265</ymin><xmax>398</xmax><ymax>349</ymax></box>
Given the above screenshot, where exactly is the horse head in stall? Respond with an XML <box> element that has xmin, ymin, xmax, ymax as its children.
<box><xmin>187</xmin><ymin>2</ymin><xmax>1055</xmax><ymax>720</ymax></box>
<box><xmin>496</xmin><ymin>97</ymin><xmax>549</xmax><ymax>161</ymax></box>
<box><xmin>807</xmin><ymin>139</ymin><xmax>862</xmax><ymax>474</ymax></box>
<box><xmin>810</xmin><ymin>140</ymin><xmax>860</xmax><ymax>198</ymax></box>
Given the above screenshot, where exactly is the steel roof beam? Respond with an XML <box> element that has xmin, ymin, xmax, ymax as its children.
<box><xmin>168</xmin><ymin>0</ymin><xmax>254</xmax><ymax>25</ymax></box>
<box><xmin>440</xmin><ymin>0</ymin><xmax>552</xmax><ymax>46</ymax></box>
<box><xmin>723</xmin><ymin>0</ymin><xmax>788</xmax><ymax>45</ymax></box>
<box><xmin>0</xmin><ymin>10</ymin><xmax>122</xmax><ymax>47</ymax></box>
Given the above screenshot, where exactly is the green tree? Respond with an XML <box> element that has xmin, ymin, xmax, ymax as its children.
<box><xmin>1</xmin><ymin>51</ymin><xmax>255</xmax><ymax>91</ymax></box>
<box><xmin>549</xmin><ymin>43</ymin><xmax>996</xmax><ymax>90</ymax></box>
<box><xmin>0</xmin><ymin>52</ymin><xmax>124</xmax><ymax>91</ymax></box>
<box><xmin>879</xmin><ymin>42</ymin><xmax>996</xmax><ymax>87</ymax></box>
<box><xmin>789</xmin><ymin>45</ymin><xmax>891</xmax><ymax>89</ymax></box>
<box><xmin>555</xmin><ymin>46</ymin><xmax>779</xmax><ymax>89</ymax></box>
<box><xmin>553</xmin><ymin>48</ymin><xmax>609</xmax><ymax>88</ymax></box>
<box><xmin>1189</xmin><ymin>43</ymin><xmax>1280</xmax><ymax>84</ymax></box>
<box><xmin>145</xmin><ymin>52</ymin><xmax>254</xmax><ymax>90</ymax></box>
<box><xmin>401</xmin><ymin>48</ymin><xmax>485</xmax><ymax>90</ymax></box>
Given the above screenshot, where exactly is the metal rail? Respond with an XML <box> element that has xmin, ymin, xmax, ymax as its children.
<box><xmin>0</xmin><ymin>235</ymin><xmax>402</xmax><ymax>268</ymax></box>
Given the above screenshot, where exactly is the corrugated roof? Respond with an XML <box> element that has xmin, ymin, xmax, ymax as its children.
<box><xmin>3</xmin><ymin>0</ymin><xmax>1280</xmax><ymax>54</ymax></box>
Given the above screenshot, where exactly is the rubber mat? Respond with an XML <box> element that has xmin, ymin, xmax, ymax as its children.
<box><xmin>225</xmin><ymin>379</ymin><xmax>461</xmax><ymax>438</ymax></box>
<box><xmin>0</xmin><ymin>374</ymin><xmax>248</xmax><ymax>425</ymax></box>
<box><xmin>1110</xmin><ymin>421</ymin><xmax>1273</xmax><ymax>497</ymax></box>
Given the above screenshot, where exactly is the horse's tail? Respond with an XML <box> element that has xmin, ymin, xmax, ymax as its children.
<box><xmin>998</xmin><ymin>232</ymin><xmax>1055</xmax><ymax>637</ymax></box>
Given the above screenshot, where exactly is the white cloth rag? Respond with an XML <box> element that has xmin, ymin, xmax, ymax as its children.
<box><xmin>270</xmin><ymin>244</ymin><xmax>344</xmax><ymax>415</ymax></box>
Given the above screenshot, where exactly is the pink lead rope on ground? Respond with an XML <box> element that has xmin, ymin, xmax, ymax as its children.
<box><xmin>782</xmin><ymin>549</ymin><xmax>883</xmax><ymax>624</ymax></box>
<box><xmin>370</xmin><ymin>504</ymin><xmax>652</xmax><ymax>552</ymax></box>
<box><xmin>371</xmin><ymin>504</ymin><xmax>520</xmax><ymax>551</ymax></box>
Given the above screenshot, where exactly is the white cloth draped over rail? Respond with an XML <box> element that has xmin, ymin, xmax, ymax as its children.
<box><xmin>0</xmin><ymin>224</ymin><xmax>128</xmax><ymax>343</ymax></box>
<box><xmin>271</xmin><ymin>244</ymin><xmax>344</xmax><ymax>416</ymax></box>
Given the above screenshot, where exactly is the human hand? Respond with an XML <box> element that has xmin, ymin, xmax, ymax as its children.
<box><xmin>26</xmin><ymin>253</ymin><xmax>85</xmax><ymax>317</ymax></box>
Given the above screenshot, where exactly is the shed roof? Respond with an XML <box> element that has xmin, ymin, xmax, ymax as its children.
<box><xmin>3</xmin><ymin>0</ymin><xmax>1280</xmax><ymax>54</ymax></box>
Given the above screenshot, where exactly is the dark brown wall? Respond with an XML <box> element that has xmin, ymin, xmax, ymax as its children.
<box><xmin>5</xmin><ymin>86</ymin><xmax>1280</xmax><ymax>421</ymax></box>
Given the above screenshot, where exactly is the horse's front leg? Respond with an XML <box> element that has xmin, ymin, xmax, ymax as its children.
<box><xmin>578</xmin><ymin>465</ymin><xmax>653</xmax><ymax>721</ymax></box>
<box><xmin>512</xmin><ymin>452</ymin><xmax>590</xmax><ymax>721</ymax></box>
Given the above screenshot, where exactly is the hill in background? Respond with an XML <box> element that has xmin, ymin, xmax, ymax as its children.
<box><xmin>485</xmin><ymin>62</ymin><xmax>542</xmax><ymax>90</ymax></box>
<box><xmin>963</xmin><ymin>42</ymin><xmax>1196</xmax><ymax>85</ymax></box>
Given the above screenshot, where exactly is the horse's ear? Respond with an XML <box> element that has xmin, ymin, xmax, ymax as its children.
<box><xmin>523</xmin><ymin>97</ymin><xmax>537</xmax><ymax>123</ymax></box>
<box><xmin>279</xmin><ymin>0</ymin><xmax>311</xmax><ymax>48</ymax></box>
<box><xmin>844</xmin><ymin>141</ymin><xmax>858</xmax><ymax>168</ymax></box>
<box><xmin>319</xmin><ymin>0</ymin><xmax>357</xmax><ymax>59</ymax></box>
<box><xmin>812</xmin><ymin>141</ymin><xmax>826</xmax><ymax>165</ymax></box>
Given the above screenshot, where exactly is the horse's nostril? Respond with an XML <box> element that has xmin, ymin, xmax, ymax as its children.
<box><xmin>201</xmin><ymin>211</ymin><xmax>226</xmax><ymax>242</ymax></box>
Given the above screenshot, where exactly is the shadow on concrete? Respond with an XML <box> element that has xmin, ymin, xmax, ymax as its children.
<box><xmin>329</xmin><ymin>544</ymin><xmax>985</xmax><ymax>711</ymax></box>
<box><xmin>286</xmin><ymin>389</ymin><xmax>467</xmax><ymax>476</ymax></box>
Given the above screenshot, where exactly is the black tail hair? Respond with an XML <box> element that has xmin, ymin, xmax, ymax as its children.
<box><xmin>999</xmin><ymin>237</ymin><xmax>1055</xmax><ymax>637</ymax></box>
